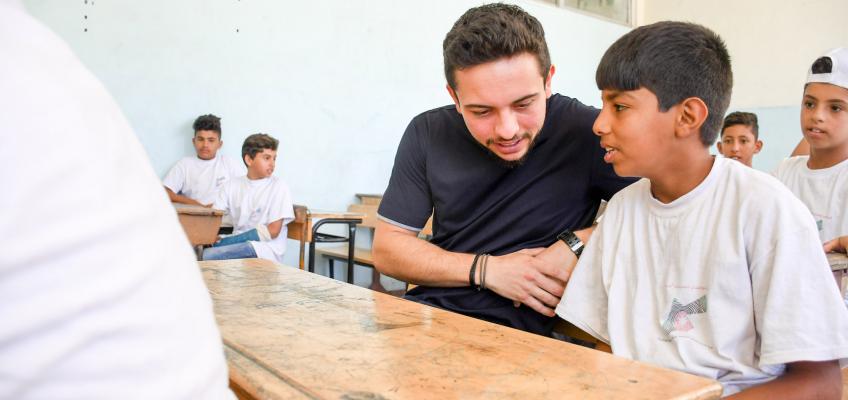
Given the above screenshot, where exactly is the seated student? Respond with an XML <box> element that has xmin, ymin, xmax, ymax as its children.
<box><xmin>202</xmin><ymin>133</ymin><xmax>294</xmax><ymax>263</ymax></box>
<box><xmin>774</xmin><ymin>48</ymin><xmax>848</xmax><ymax>255</ymax></box>
<box><xmin>556</xmin><ymin>22</ymin><xmax>848</xmax><ymax>398</ymax></box>
<box><xmin>716</xmin><ymin>111</ymin><xmax>763</xmax><ymax>167</ymax></box>
<box><xmin>163</xmin><ymin>114</ymin><xmax>244</xmax><ymax>207</ymax></box>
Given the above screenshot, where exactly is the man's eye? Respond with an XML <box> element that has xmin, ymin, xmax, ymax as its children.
<box><xmin>473</xmin><ymin>110</ymin><xmax>490</xmax><ymax>117</ymax></box>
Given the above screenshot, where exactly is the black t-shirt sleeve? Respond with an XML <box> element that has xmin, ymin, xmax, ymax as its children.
<box><xmin>378</xmin><ymin>114</ymin><xmax>433</xmax><ymax>231</ymax></box>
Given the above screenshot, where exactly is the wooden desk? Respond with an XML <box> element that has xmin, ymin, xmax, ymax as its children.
<box><xmin>286</xmin><ymin>206</ymin><xmax>364</xmax><ymax>282</ymax></box>
<box><xmin>830</xmin><ymin>252</ymin><xmax>848</xmax><ymax>301</ymax></box>
<box><xmin>354</xmin><ymin>193</ymin><xmax>382</xmax><ymax>206</ymax></box>
<box><xmin>201</xmin><ymin>259</ymin><xmax>722</xmax><ymax>400</ymax></box>
<box><xmin>173</xmin><ymin>203</ymin><xmax>224</xmax><ymax>246</ymax></box>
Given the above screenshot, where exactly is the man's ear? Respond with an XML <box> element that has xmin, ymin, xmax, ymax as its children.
<box><xmin>675</xmin><ymin>97</ymin><xmax>709</xmax><ymax>141</ymax></box>
<box><xmin>544</xmin><ymin>64</ymin><xmax>556</xmax><ymax>98</ymax></box>
<box><xmin>446</xmin><ymin>84</ymin><xmax>460</xmax><ymax>112</ymax></box>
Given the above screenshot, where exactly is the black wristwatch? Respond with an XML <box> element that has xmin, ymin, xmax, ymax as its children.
<box><xmin>557</xmin><ymin>229</ymin><xmax>584</xmax><ymax>258</ymax></box>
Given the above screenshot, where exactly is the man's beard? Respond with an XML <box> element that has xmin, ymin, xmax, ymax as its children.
<box><xmin>484</xmin><ymin>132</ymin><xmax>536</xmax><ymax>168</ymax></box>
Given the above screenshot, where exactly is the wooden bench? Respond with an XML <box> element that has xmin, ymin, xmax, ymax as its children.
<box><xmin>316</xmin><ymin>197</ymin><xmax>432</xmax><ymax>294</ymax></box>
<box><xmin>315</xmin><ymin>203</ymin><xmax>383</xmax><ymax>289</ymax></box>
<box><xmin>286</xmin><ymin>204</ymin><xmax>363</xmax><ymax>280</ymax></box>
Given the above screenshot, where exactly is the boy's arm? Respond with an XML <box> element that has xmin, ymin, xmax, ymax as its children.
<box><xmin>726</xmin><ymin>361</ymin><xmax>841</xmax><ymax>400</ymax></box>
<box><xmin>164</xmin><ymin>187</ymin><xmax>206</xmax><ymax>207</ymax></box>
<box><xmin>266</xmin><ymin>219</ymin><xmax>283</xmax><ymax>239</ymax></box>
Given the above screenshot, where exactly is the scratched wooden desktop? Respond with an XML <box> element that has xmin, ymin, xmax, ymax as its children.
<box><xmin>200</xmin><ymin>259</ymin><xmax>722</xmax><ymax>400</ymax></box>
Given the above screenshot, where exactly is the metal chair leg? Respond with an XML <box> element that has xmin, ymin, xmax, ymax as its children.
<box><xmin>347</xmin><ymin>223</ymin><xmax>356</xmax><ymax>284</ymax></box>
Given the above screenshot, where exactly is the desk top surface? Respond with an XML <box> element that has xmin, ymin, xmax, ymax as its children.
<box><xmin>172</xmin><ymin>203</ymin><xmax>224</xmax><ymax>216</ymax></box>
<box><xmin>201</xmin><ymin>259</ymin><xmax>721</xmax><ymax>400</ymax></box>
<box><xmin>307</xmin><ymin>210</ymin><xmax>364</xmax><ymax>220</ymax></box>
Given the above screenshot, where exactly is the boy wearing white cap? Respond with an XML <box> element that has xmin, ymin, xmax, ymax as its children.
<box><xmin>774</xmin><ymin>48</ymin><xmax>848</xmax><ymax>254</ymax></box>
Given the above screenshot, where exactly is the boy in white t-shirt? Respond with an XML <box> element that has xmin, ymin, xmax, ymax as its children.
<box><xmin>716</xmin><ymin>111</ymin><xmax>762</xmax><ymax>168</ymax></box>
<box><xmin>203</xmin><ymin>133</ymin><xmax>294</xmax><ymax>263</ymax></box>
<box><xmin>163</xmin><ymin>114</ymin><xmax>244</xmax><ymax>207</ymax></box>
<box><xmin>774</xmin><ymin>48</ymin><xmax>848</xmax><ymax>254</ymax></box>
<box><xmin>556</xmin><ymin>22</ymin><xmax>848</xmax><ymax>398</ymax></box>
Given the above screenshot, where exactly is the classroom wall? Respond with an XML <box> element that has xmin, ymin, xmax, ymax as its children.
<box><xmin>23</xmin><ymin>0</ymin><xmax>629</xmax><ymax>272</ymax></box>
<box><xmin>640</xmin><ymin>0</ymin><xmax>848</xmax><ymax>172</ymax></box>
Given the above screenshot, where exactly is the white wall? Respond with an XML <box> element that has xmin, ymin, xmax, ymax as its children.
<box><xmin>23</xmin><ymin>0</ymin><xmax>629</xmax><ymax>274</ymax></box>
<box><xmin>641</xmin><ymin>0</ymin><xmax>848</xmax><ymax>109</ymax></box>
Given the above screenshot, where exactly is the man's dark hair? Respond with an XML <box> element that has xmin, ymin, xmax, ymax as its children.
<box><xmin>443</xmin><ymin>3</ymin><xmax>550</xmax><ymax>90</ymax></box>
<box><xmin>193</xmin><ymin>114</ymin><xmax>222</xmax><ymax>137</ymax></box>
<box><xmin>241</xmin><ymin>133</ymin><xmax>278</xmax><ymax>166</ymax></box>
<box><xmin>721</xmin><ymin>111</ymin><xmax>759</xmax><ymax>139</ymax></box>
<box><xmin>596</xmin><ymin>21</ymin><xmax>732</xmax><ymax>146</ymax></box>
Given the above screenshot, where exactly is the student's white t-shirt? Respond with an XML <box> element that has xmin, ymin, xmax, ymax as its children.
<box><xmin>773</xmin><ymin>156</ymin><xmax>848</xmax><ymax>243</ymax></box>
<box><xmin>214</xmin><ymin>176</ymin><xmax>294</xmax><ymax>263</ymax></box>
<box><xmin>557</xmin><ymin>157</ymin><xmax>848</xmax><ymax>396</ymax></box>
<box><xmin>163</xmin><ymin>155</ymin><xmax>245</xmax><ymax>206</ymax></box>
<box><xmin>0</xmin><ymin>3</ymin><xmax>233</xmax><ymax>399</ymax></box>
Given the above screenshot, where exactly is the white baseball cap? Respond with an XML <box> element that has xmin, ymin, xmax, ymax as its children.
<box><xmin>806</xmin><ymin>47</ymin><xmax>848</xmax><ymax>90</ymax></box>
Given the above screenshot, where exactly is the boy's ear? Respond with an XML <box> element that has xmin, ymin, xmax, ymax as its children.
<box><xmin>716</xmin><ymin>141</ymin><xmax>724</xmax><ymax>154</ymax></box>
<box><xmin>243</xmin><ymin>154</ymin><xmax>252</xmax><ymax>166</ymax></box>
<box><xmin>675</xmin><ymin>97</ymin><xmax>709</xmax><ymax>141</ymax></box>
<box><xmin>754</xmin><ymin>139</ymin><xmax>764</xmax><ymax>153</ymax></box>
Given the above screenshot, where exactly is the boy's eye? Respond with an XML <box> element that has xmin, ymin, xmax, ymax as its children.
<box><xmin>613</xmin><ymin>104</ymin><xmax>627</xmax><ymax>112</ymax></box>
<box><xmin>803</xmin><ymin>101</ymin><xmax>815</xmax><ymax>109</ymax></box>
<box><xmin>831</xmin><ymin>104</ymin><xmax>844</xmax><ymax>112</ymax></box>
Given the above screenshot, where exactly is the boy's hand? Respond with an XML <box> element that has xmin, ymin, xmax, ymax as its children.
<box><xmin>823</xmin><ymin>236</ymin><xmax>848</xmax><ymax>254</ymax></box>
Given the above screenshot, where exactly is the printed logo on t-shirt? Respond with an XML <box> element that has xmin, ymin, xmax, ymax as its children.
<box><xmin>661</xmin><ymin>295</ymin><xmax>707</xmax><ymax>335</ymax></box>
<box><xmin>216</xmin><ymin>176</ymin><xmax>227</xmax><ymax>187</ymax></box>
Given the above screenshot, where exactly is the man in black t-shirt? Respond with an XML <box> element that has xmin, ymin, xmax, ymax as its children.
<box><xmin>373</xmin><ymin>4</ymin><xmax>634</xmax><ymax>336</ymax></box>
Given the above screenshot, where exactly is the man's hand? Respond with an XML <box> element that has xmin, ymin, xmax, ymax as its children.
<box><xmin>824</xmin><ymin>236</ymin><xmax>848</xmax><ymax>254</ymax></box>
<box><xmin>486</xmin><ymin>226</ymin><xmax>595</xmax><ymax>316</ymax></box>
<box><xmin>483</xmin><ymin>250</ymin><xmax>570</xmax><ymax>317</ymax></box>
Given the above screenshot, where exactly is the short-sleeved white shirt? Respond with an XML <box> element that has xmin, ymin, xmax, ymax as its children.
<box><xmin>557</xmin><ymin>157</ymin><xmax>848</xmax><ymax>396</ymax></box>
<box><xmin>0</xmin><ymin>3</ymin><xmax>233</xmax><ymax>398</ymax></box>
<box><xmin>163</xmin><ymin>154</ymin><xmax>245</xmax><ymax>206</ymax></box>
<box><xmin>773</xmin><ymin>156</ymin><xmax>848</xmax><ymax>243</ymax></box>
<box><xmin>214</xmin><ymin>176</ymin><xmax>294</xmax><ymax>263</ymax></box>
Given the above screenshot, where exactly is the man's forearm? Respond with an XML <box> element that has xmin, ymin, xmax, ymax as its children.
<box><xmin>373</xmin><ymin>221</ymin><xmax>473</xmax><ymax>287</ymax></box>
